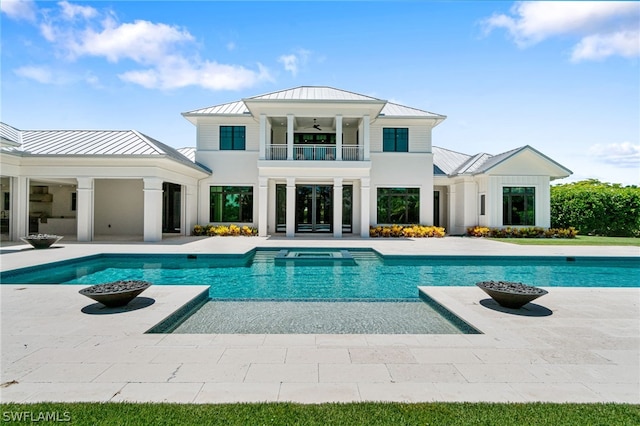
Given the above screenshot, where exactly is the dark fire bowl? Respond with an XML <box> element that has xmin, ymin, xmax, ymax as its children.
<box><xmin>20</xmin><ymin>235</ymin><xmax>63</xmax><ymax>249</ymax></box>
<box><xmin>79</xmin><ymin>280</ymin><xmax>152</xmax><ymax>308</ymax></box>
<box><xmin>476</xmin><ymin>281</ymin><xmax>548</xmax><ymax>309</ymax></box>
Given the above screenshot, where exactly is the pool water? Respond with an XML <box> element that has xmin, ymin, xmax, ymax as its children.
<box><xmin>2</xmin><ymin>249</ymin><xmax>638</xmax><ymax>301</ymax></box>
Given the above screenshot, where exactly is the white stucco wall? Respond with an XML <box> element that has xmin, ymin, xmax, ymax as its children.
<box><xmin>369</xmin><ymin>152</ymin><xmax>434</xmax><ymax>225</ymax></box>
<box><xmin>94</xmin><ymin>179</ymin><xmax>144</xmax><ymax>236</ymax></box>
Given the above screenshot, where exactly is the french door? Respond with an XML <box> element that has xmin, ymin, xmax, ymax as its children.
<box><xmin>295</xmin><ymin>185</ymin><xmax>333</xmax><ymax>232</ymax></box>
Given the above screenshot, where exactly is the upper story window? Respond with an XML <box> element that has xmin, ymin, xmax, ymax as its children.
<box><xmin>220</xmin><ymin>126</ymin><xmax>246</xmax><ymax>150</ymax></box>
<box><xmin>383</xmin><ymin>128</ymin><xmax>408</xmax><ymax>152</ymax></box>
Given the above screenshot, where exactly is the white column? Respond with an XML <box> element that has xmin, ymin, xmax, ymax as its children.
<box><xmin>287</xmin><ymin>114</ymin><xmax>294</xmax><ymax>161</ymax></box>
<box><xmin>420</xmin><ymin>185</ymin><xmax>434</xmax><ymax>225</ymax></box>
<box><xmin>335</xmin><ymin>114</ymin><xmax>343</xmax><ymax>161</ymax></box>
<box><xmin>183</xmin><ymin>184</ymin><xmax>197</xmax><ymax>236</ymax></box>
<box><xmin>448</xmin><ymin>185</ymin><xmax>456</xmax><ymax>235</ymax></box>
<box><xmin>76</xmin><ymin>177</ymin><xmax>94</xmax><ymax>242</ymax></box>
<box><xmin>333</xmin><ymin>177</ymin><xmax>343</xmax><ymax>238</ymax></box>
<box><xmin>11</xmin><ymin>176</ymin><xmax>29</xmax><ymax>240</ymax></box>
<box><xmin>363</xmin><ymin>115</ymin><xmax>370</xmax><ymax>161</ymax></box>
<box><xmin>143</xmin><ymin>177</ymin><xmax>163</xmax><ymax>242</ymax></box>
<box><xmin>258</xmin><ymin>177</ymin><xmax>268</xmax><ymax>237</ymax></box>
<box><xmin>360</xmin><ymin>177</ymin><xmax>370</xmax><ymax>237</ymax></box>
<box><xmin>286</xmin><ymin>177</ymin><xmax>296</xmax><ymax>237</ymax></box>
<box><xmin>259</xmin><ymin>114</ymin><xmax>267</xmax><ymax>160</ymax></box>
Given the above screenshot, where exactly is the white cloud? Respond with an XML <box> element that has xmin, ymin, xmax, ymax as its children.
<box><xmin>0</xmin><ymin>0</ymin><xmax>37</xmax><ymax>22</ymax></box>
<box><xmin>14</xmin><ymin>65</ymin><xmax>53</xmax><ymax>84</ymax></box>
<box><xmin>15</xmin><ymin>1</ymin><xmax>271</xmax><ymax>91</ymax></box>
<box><xmin>483</xmin><ymin>1</ymin><xmax>640</xmax><ymax>61</ymax></box>
<box><xmin>119</xmin><ymin>56</ymin><xmax>272</xmax><ymax>90</ymax></box>
<box><xmin>571</xmin><ymin>30</ymin><xmax>640</xmax><ymax>61</ymax></box>
<box><xmin>588</xmin><ymin>142</ymin><xmax>640</xmax><ymax>168</ymax></box>
<box><xmin>278</xmin><ymin>49</ymin><xmax>311</xmax><ymax>76</ymax></box>
<box><xmin>66</xmin><ymin>18</ymin><xmax>195</xmax><ymax>64</ymax></box>
<box><xmin>59</xmin><ymin>0</ymin><xmax>97</xmax><ymax>20</ymax></box>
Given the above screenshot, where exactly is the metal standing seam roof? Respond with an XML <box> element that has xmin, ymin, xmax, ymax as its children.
<box><xmin>1</xmin><ymin>127</ymin><xmax>208</xmax><ymax>172</ymax></box>
<box><xmin>177</xmin><ymin>147</ymin><xmax>196</xmax><ymax>162</ymax></box>
<box><xmin>432</xmin><ymin>146</ymin><xmax>472</xmax><ymax>175</ymax></box>
<box><xmin>380</xmin><ymin>102</ymin><xmax>446</xmax><ymax>119</ymax></box>
<box><xmin>0</xmin><ymin>122</ymin><xmax>21</xmax><ymax>145</ymax></box>
<box><xmin>183</xmin><ymin>86</ymin><xmax>445</xmax><ymax>119</ymax></box>
<box><xmin>433</xmin><ymin>146</ymin><xmax>523</xmax><ymax>176</ymax></box>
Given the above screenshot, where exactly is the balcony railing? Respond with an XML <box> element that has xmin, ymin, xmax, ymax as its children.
<box><xmin>267</xmin><ymin>144</ymin><xmax>363</xmax><ymax>161</ymax></box>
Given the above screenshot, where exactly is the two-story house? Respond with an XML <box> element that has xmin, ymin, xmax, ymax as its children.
<box><xmin>0</xmin><ymin>86</ymin><xmax>571</xmax><ymax>242</ymax></box>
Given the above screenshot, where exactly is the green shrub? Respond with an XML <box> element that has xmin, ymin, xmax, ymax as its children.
<box><xmin>467</xmin><ymin>226</ymin><xmax>577</xmax><ymax>239</ymax></box>
<box><xmin>193</xmin><ymin>224</ymin><xmax>257</xmax><ymax>236</ymax></box>
<box><xmin>551</xmin><ymin>179</ymin><xmax>640</xmax><ymax>237</ymax></box>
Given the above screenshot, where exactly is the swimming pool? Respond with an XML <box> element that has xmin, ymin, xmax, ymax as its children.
<box><xmin>2</xmin><ymin>249</ymin><xmax>638</xmax><ymax>301</ymax></box>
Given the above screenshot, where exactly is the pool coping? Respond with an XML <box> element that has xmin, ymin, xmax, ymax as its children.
<box><xmin>1</xmin><ymin>236</ymin><xmax>639</xmax><ymax>403</ymax></box>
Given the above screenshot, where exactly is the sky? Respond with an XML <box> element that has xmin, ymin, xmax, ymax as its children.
<box><xmin>1</xmin><ymin>1</ymin><xmax>639</xmax><ymax>185</ymax></box>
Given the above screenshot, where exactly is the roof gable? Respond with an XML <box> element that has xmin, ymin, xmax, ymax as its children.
<box><xmin>250</xmin><ymin>86</ymin><xmax>382</xmax><ymax>101</ymax></box>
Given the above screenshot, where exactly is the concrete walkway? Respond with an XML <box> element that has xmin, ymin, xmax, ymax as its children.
<box><xmin>1</xmin><ymin>237</ymin><xmax>638</xmax><ymax>403</ymax></box>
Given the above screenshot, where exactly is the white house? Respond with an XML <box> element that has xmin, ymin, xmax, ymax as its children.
<box><xmin>0</xmin><ymin>86</ymin><xmax>571</xmax><ymax>242</ymax></box>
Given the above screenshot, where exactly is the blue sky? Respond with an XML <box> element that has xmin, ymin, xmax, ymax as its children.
<box><xmin>2</xmin><ymin>1</ymin><xmax>639</xmax><ymax>185</ymax></box>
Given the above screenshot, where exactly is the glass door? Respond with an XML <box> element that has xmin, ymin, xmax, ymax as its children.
<box><xmin>295</xmin><ymin>185</ymin><xmax>333</xmax><ymax>232</ymax></box>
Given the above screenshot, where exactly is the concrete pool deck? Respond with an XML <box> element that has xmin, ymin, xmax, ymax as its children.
<box><xmin>1</xmin><ymin>236</ymin><xmax>638</xmax><ymax>404</ymax></box>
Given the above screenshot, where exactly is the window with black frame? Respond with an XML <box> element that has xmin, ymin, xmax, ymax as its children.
<box><xmin>209</xmin><ymin>186</ymin><xmax>253</xmax><ymax>222</ymax></box>
<box><xmin>502</xmin><ymin>187</ymin><xmax>535</xmax><ymax>225</ymax></box>
<box><xmin>382</xmin><ymin>128</ymin><xmax>408</xmax><ymax>152</ymax></box>
<box><xmin>219</xmin><ymin>126</ymin><xmax>246</xmax><ymax>150</ymax></box>
<box><xmin>377</xmin><ymin>187</ymin><xmax>420</xmax><ymax>224</ymax></box>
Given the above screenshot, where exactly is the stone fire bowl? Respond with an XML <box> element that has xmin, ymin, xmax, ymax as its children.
<box><xmin>20</xmin><ymin>235</ymin><xmax>63</xmax><ymax>249</ymax></box>
<box><xmin>476</xmin><ymin>281</ymin><xmax>548</xmax><ymax>309</ymax></box>
<box><xmin>79</xmin><ymin>280</ymin><xmax>152</xmax><ymax>308</ymax></box>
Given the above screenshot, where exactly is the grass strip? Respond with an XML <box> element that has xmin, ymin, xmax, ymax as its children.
<box><xmin>489</xmin><ymin>236</ymin><xmax>640</xmax><ymax>246</ymax></box>
<box><xmin>1</xmin><ymin>402</ymin><xmax>639</xmax><ymax>425</ymax></box>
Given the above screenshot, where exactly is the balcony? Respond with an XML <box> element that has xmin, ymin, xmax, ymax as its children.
<box><xmin>267</xmin><ymin>144</ymin><xmax>363</xmax><ymax>161</ymax></box>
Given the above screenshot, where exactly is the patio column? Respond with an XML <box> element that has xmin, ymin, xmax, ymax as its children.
<box><xmin>335</xmin><ymin>114</ymin><xmax>343</xmax><ymax>161</ymax></box>
<box><xmin>333</xmin><ymin>178</ymin><xmax>343</xmax><ymax>238</ymax></box>
<box><xmin>143</xmin><ymin>177</ymin><xmax>163</xmax><ymax>242</ymax></box>
<box><xmin>286</xmin><ymin>177</ymin><xmax>295</xmax><ymax>237</ymax></box>
<box><xmin>76</xmin><ymin>177</ymin><xmax>94</xmax><ymax>242</ymax></box>
<box><xmin>259</xmin><ymin>114</ymin><xmax>267</xmax><ymax>160</ymax></box>
<box><xmin>363</xmin><ymin>115</ymin><xmax>370</xmax><ymax>161</ymax></box>
<box><xmin>11</xmin><ymin>176</ymin><xmax>29</xmax><ymax>240</ymax></box>
<box><xmin>183</xmin><ymin>183</ymin><xmax>197</xmax><ymax>236</ymax></box>
<box><xmin>287</xmin><ymin>114</ymin><xmax>294</xmax><ymax>161</ymax></box>
<box><xmin>360</xmin><ymin>177</ymin><xmax>370</xmax><ymax>237</ymax></box>
<box><xmin>258</xmin><ymin>177</ymin><xmax>268</xmax><ymax>237</ymax></box>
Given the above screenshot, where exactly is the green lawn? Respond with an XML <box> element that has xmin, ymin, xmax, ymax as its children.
<box><xmin>1</xmin><ymin>402</ymin><xmax>639</xmax><ymax>425</ymax></box>
<box><xmin>490</xmin><ymin>235</ymin><xmax>640</xmax><ymax>246</ymax></box>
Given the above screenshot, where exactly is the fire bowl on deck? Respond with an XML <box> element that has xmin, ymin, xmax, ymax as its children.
<box><xmin>79</xmin><ymin>280</ymin><xmax>152</xmax><ymax>308</ymax></box>
<box><xmin>20</xmin><ymin>234</ymin><xmax>63</xmax><ymax>249</ymax></box>
<box><xmin>476</xmin><ymin>281</ymin><xmax>548</xmax><ymax>309</ymax></box>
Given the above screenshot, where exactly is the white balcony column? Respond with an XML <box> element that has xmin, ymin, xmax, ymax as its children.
<box><xmin>287</xmin><ymin>114</ymin><xmax>294</xmax><ymax>160</ymax></box>
<box><xmin>333</xmin><ymin>178</ymin><xmax>343</xmax><ymax>238</ymax></box>
<box><xmin>359</xmin><ymin>177</ymin><xmax>370</xmax><ymax>237</ymax></box>
<box><xmin>335</xmin><ymin>114</ymin><xmax>343</xmax><ymax>161</ymax></box>
<box><xmin>259</xmin><ymin>113</ymin><xmax>267</xmax><ymax>160</ymax></box>
<box><xmin>76</xmin><ymin>177</ymin><xmax>94</xmax><ymax>242</ymax></box>
<box><xmin>11</xmin><ymin>176</ymin><xmax>29</xmax><ymax>240</ymax></box>
<box><xmin>363</xmin><ymin>115</ymin><xmax>370</xmax><ymax>161</ymax></box>
<box><xmin>286</xmin><ymin>177</ymin><xmax>296</xmax><ymax>237</ymax></box>
<box><xmin>258</xmin><ymin>177</ymin><xmax>268</xmax><ymax>237</ymax></box>
<box><xmin>143</xmin><ymin>177</ymin><xmax>163</xmax><ymax>242</ymax></box>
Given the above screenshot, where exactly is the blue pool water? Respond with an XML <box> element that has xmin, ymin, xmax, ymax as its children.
<box><xmin>1</xmin><ymin>249</ymin><xmax>638</xmax><ymax>300</ymax></box>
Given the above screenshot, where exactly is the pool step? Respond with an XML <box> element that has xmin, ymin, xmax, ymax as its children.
<box><xmin>252</xmin><ymin>249</ymin><xmax>380</xmax><ymax>264</ymax></box>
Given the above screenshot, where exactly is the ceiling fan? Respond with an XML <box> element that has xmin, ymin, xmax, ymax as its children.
<box><xmin>307</xmin><ymin>118</ymin><xmax>321</xmax><ymax>131</ymax></box>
